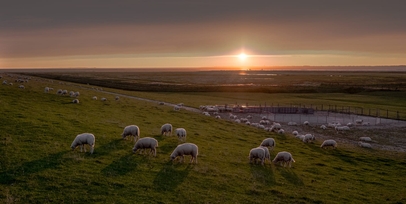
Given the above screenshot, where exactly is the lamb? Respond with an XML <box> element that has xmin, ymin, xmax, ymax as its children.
<box><xmin>249</xmin><ymin>147</ymin><xmax>265</xmax><ymax>165</ymax></box>
<box><xmin>358</xmin><ymin>141</ymin><xmax>372</xmax><ymax>148</ymax></box>
<box><xmin>121</xmin><ymin>125</ymin><xmax>140</xmax><ymax>141</ymax></box>
<box><xmin>302</xmin><ymin>134</ymin><xmax>315</xmax><ymax>143</ymax></box>
<box><xmin>161</xmin><ymin>123</ymin><xmax>173</xmax><ymax>136</ymax></box>
<box><xmin>92</xmin><ymin>96</ymin><xmax>98</xmax><ymax>100</ymax></box>
<box><xmin>359</xmin><ymin>137</ymin><xmax>372</xmax><ymax>142</ymax></box>
<box><xmin>170</xmin><ymin>143</ymin><xmax>199</xmax><ymax>163</ymax></box>
<box><xmin>320</xmin><ymin>139</ymin><xmax>337</xmax><ymax>149</ymax></box>
<box><xmin>176</xmin><ymin>128</ymin><xmax>187</xmax><ymax>141</ymax></box>
<box><xmin>260</xmin><ymin>138</ymin><xmax>276</xmax><ymax>150</ymax></box>
<box><xmin>70</xmin><ymin>133</ymin><xmax>95</xmax><ymax>154</ymax></box>
<box><xmin>132</xmin><ymin>137</ymin><xmax>159</xmax><ymax>156</ymax></box>
<box><xmin>72</xmin><ymin>99</ymin><xmax>79</xmax><ymax>104</ymax></box>
<box><xmin>272</xmin><ymin>151</ymin><xmax>295</xmax><ymax>168</ymax></box>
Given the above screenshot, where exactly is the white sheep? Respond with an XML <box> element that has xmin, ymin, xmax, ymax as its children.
<box><xmin>272</xmin><ymin>122</ymin><xmax>281</xmax><ymax>130</ymax></box>
<box><xmin>303</xmin><ymin>134</ymin><xmax>315</xmax><ymax>143</ymax></box>
<box><xmin>215</xmin><ymin>115</ymin><xmax>221</xmax><ymax>119</ymax></box>
<box><xmin>44</xmin><ymin>87</ymin><xmax>50</xmax><ymax>93</ymax></box>
<box><xmin>69</xmin><ymin>91</ymin><xmax>75</xmax><ymax>97</ymax></box>
<box><xmin>249</xmin><ymin>147</ymin><xmax>265</xmax><ymax>165</ymax></box>
<box><xmin>170</xmin><ymin>143</ymin><xmax>199</xmax><ymax>163</ymax></box>
<box><xmin>161</xmin><ymin>123</ymin><xmax>173</xmax><ymax>136</ymax></box>
<box><xmin>132</xmin><ymin>137</ymin><xmax>159</xmax><ymax>156</ymax></box>
<box><xmin>121</xmin><ymin>125</ymin><xmax>140</xmax><ymax>142</ymax></box>
<box><xmin>359</xmin><ymin>137</ymin><xmax>372</xmax><ymax>142</ymax></box>
<box><xmin>62</xmin><ymin>90</ymin><xmax>68</xmax><ymax>95</ymax></box>
<box><xmin>175</xmin><ymin>128</ymin><xmax>187</xmax><ymax>141</ymax></box>
<box><xmin>19</xmin><ymin>85</ymin><xmax>25</xmax><ymax>89</ymax></box>
<box><xmin>272</xmin><ymin>151</ymin><xmax>295</xmax><ymax>167</ymax></box>
<box><xmin>92</xmin><ymin>96</ymin><xmax>98</xmax><ymax>100</ymax></box>
<box><xmin>292</xmin><ymin>130</ymin><xmax>299</xmax><ymax>136</ymax></box>
<box><xmin>57</xmin><ymin>89</ymin><xmax>63</xmax><ymax>94</ymax></box>
<box><xmin>320</xmin><ymin>139</ymin><xmax>337</xmax><ymax>149</ymax></box>
<box><xmin>303</xmin><ymin>121</ymin><xmax>310</xmax><ymax>125</ymax></box>
<box><xmin>101</xmin><ymin>97</ymin><xmax>107</xmax><ymax>101</ymax></box>
<box><xmin>174</xmin><ymin>105</ymin><xmax>181</xmax><ymax>111</ymax></box>
<box><xmin>71</xmin><ymin>133</ymin><xmax>95</xmax><ymax>154</ymax></box>
<box><xmin>278</xmin><ymin>129</ymin><xmax>285</xmax><ymax>134</ymax></box>
<box><xmin>75</xmin><ymin>91</ymin><xmax>80</xmax><ymax>97</ymax></box>
<box><xmin>320</xmin><ymin>125</ymin><xmax>327</xmax><ymax>130</ymax></box>
<box><xmin>260</xmin><ymin>138</ymin><xmax>275</xmax><ymax>150</ymax></box>
<box><xmin>296</xmin><ymin>135</ymin><xmax>305</xmax><ymax>140</ymax></box>
<box><xmin>355</xmin><ymin>119</ymin><xmax>363</xmax><ymax>125</ymax></box>
<box><xmin>72</xmin><ymin>99</ymin><xmax>79</xmax><ymax>104</ymax></box>
<box><xmin>335</xmin><ymin>126</ymin><xmax>350</xmax><ymax>131</ymax></box>
<box><xmin>259</xmin><ymin>146</ymin><xmax>270</xmax><ymax>163</ymax></box>
<box><xmin>358</xmin><ymin>141</ymin><xmax>372</xmax><ymax>148</ymax></box>
<box><xmin>115</xmin><ymin>96</ymin><xmax>119</xmax><ymax>100</ymax></box>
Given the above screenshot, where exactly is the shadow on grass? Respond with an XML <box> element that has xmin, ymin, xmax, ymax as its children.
<box><xmin>153</xmin><ymin>161</ymin><xmax>192</xmax><ymax>192</ymax></box>
<box><xmin>0</xmin><ymin>150</ymin><xmax>69</xmax><ymax>185</ymax></box>
<box><xmin>279</xmin><ymin>168</ymin><xmax>304</xmax><ymax>186</ymax></box>
<box><xmin>93</xmin><ymin>139</ymin><xmax>126</xmax><ymax>157</ymax></box>
<box><xmin>101</xmin><ymin>153</ymin><xmax>137</xmax><ymax>177</ymax></box>
<box><xmin>249</xmin><ymin>162</ymin><xmax>276</xmax><ymax>186</ymax></box>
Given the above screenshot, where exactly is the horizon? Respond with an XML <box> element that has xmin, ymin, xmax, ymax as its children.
<box><xmin>2</xmin><ymin>1</ymin><xmax>406</xmax><ymax>68</ymax></box>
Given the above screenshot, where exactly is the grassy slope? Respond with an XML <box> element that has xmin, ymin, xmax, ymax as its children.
<box><xmin>0</xmin><ymin>77</ymin><xmax>406</xmax><ymax>203</ymax></box>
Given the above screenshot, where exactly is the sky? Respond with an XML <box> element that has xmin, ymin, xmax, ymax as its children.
<box><xmin>1</xmin><ymin>0</ymin><xmax>406</xmax><ymax>69</ymax></box>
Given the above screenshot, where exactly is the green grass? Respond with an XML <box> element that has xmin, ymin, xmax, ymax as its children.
<box><xmin>1</xmin><ymin>76</ymin><xmax>406</xmax><ymax>203</ymax></box>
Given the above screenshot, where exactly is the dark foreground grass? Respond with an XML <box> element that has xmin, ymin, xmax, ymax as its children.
<box><xmin>1</xmin><ymin>77</ymin><xmax>406</xmax><ymax>203</ymax></box>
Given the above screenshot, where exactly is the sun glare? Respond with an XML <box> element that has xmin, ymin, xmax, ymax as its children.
<box><xmin>238</xmin><ymin>53</ymin><xmax>247</xmax><ymax>61</ymax></box>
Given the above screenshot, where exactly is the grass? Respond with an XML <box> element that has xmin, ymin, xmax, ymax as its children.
<box><xmin>0</xmin><ymin>74</ymin><xmax>406</xmax><ymax>203</ymax></box>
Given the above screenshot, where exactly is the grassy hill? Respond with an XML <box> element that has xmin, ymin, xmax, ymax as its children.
<box><xmin>1</xmin><ymin>76</ymin><xmax>406</xmax><ymax>203</ymax></box>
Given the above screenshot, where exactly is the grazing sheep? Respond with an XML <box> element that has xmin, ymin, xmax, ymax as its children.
<box><xmin>259</xmin><ymin>146</ymin><xmax>271</xmax><ymax>162</ymax></box>
<box><xmin>101</xmin><ymin>97</ymin><xmax>107</xmax><ymax>101</ymax></box>
<box><xmin>358</xmin><ymin>142</ymin><xmax>372</xmax><ymax>149</ymax></box>
<box><xmin>69</xmin><ymin>91</ymin><xmax>75</xmax><ymax>97</ymax></box>
<box><xmin>44</xmin><ymin>87</ymin><xmax>50</xmax><ymax>93</ymax></box>
<box><xmin>215</xmin><ymin>115</ymin><xmax>221</xmax><ymax>119</ymax></box>
<box><xmin>71</xmin><ymin>133</ymin><xmax>95</xmax><ymax>154</ymax></box>
<box><xmin>62</xmin><ymin>90</ymin><xmax>68</xmax><ymax>95</ymax></box>
<box><xmin>161</xmin><ymin>123</ymin><xmax>173</xmax><ymax>136</ymax></box>
<box><xmin>170</xmin><ymin>143</ymin><xmax>199</xmax><ymax>163</ymax></box>
<box><xmin>327</xmin><ymin>122</ymin><xmax>341</xmax><ymax>128</ymax></box>
<box><xmin>359</xmin><ymin>137</ymin><xmax>372</xmax><ymax>142</ymax></box>
<box><xmin>272</xmin><ymin>122</ymin><xmax>281</xmax><ymax>130</ymax></box>
<box><xmin>272</xmin><ymin>151</ymin><xmax>295</xmax><ymax>168</ymax></box>
<box><xmin>260</xmin><ymin>138</ymin><xmax>276</xmax><ymax>150</ymax></box>
<box><xmin>132</xmin><ymin>137</ymin><xmax>158</xmax><ymax>156</ymax></box>
<box><xmin>177</xmin><ymin>103</ymin><xmax>184</xmax><ymax>107</ymax></box>
<box><xmin>57</xmin><ymin>89</ymin><xmax>63</xmax><ymax>94</ymax></box>
<box><xmin>355</xmin><ymin>119</ymin><xmax>363</xmax><ymax>125</ymax></box>
<box><xmin>19</xmin><ymin>85</ymin><xmax>25</xmax><ymax>89</ymax></box>
<box><xmin>176</xmin><ymin>128</ymin><xmax>187</xmax><ymax>141</ymax></box>
<box><xmin>278</xmin><ymin>129</ymin><xmax>285</xmax><ymax>134</ymax></box>
<box><xmin>296</xmin><ymin>134</ymin><xmax>305</xmax><ymax>140</ymax></box>
<box><xmin>92</xmin><ymin>96</ymin><xmax>98</xmax><ymax>100</ymax></box>
<box><xmin>115</xmin><ymin>96</ymin><xmax>119</xmax><ymax>100</ymax></box>
<box><xmin>320</xmin><ymin>125</ymin><xmax>327</xmax><ymax>130</ymax></box>
<box><xmin>173</xmin><ymin>105</ymin><xmax>181</xmax><ymax>111</ymax></box>
<box><xmin>335</xmin><ymin>126</ymin><xmax>350</xmax><ymax>131</ymax></box>
<box><xmin>320</xmin><ymin>139</ymin><xmax>337</xmax><ymax>149</ymax></box>
<box><xmin>72</xmin><ymin>99</ymin><xmax>79</xmax><ymax>104</ymax></box>
<box><xmin>303</xmin><ymin>121</ymin><xmax>310</xmax><ymax>125</ymax></box>
<box><xmin>75</xmin><ymin>91</ymin><xmax>80</xmax><ymax>97</ymax></box>
<box><xmin>121</xmin><ymin>125</ymin><xmax>140</xmax><ymax>142</ymax></box>
<box><xmin>249</xmin><ymin>147</ymin><xmax>266</xmax><ymax>165</ymax></box>
<box><xmin>292</xmin><ymin>130</ymin><xmax>299</xmax><ymax>136</ymax></box>
<box><xmin>303</xmin><ymin>134</ymin><xmax>315</xmax><ymax>143</ymax></box>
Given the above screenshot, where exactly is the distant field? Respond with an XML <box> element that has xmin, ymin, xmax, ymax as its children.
<box><xmin>1</xmin><ymin>73</ymin><xmax>406</xmax><ymax>203</ymax></box>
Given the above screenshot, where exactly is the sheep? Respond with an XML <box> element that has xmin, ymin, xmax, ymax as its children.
<box><xmin>327</xmin><ymin>122</ymin><xmax>340</xmax><ymax>128</ymax></box>
<box><xmin>57</xmin><ymin>89</ymin><xmax>63</xmax><ymax>94</ymax></box>
<box><xmin>320</xmin><ymin>139</ymin><xmax>337</xmax><ymax>149</ymax></box>
<box><xmin>115</xmin><ymin>96</ymin><xmax>119</xmax><ymax>100</ymax></box>
<box><xmin>62</xmin><ymin>90</ymin><xmax>68</xmax><ymax>95</ymax></box>
<box><xmin>320</xmin><ymin>125</ymin><xmax>327</xmax><ymax>130</ymax></box>
<box><xmin>170</xmin><ymin>143</ymin><xmax>198</xmax><ymax>163</ymax></box>
<box><xmin>261</xmin><ymin>116</ymin><xmax>268</xmax><ymax>120</ymax></box>
<box><xmin>335</xmin><ymin>126</ymin><xmax>350</xmax><ymax>131</ymax></box>
<box><xmin>303</xmin><ymin>121</ymin><xmax>310</xmax><ymax>125</ymax></box>
<box><xmin>174</xmin><ymin>105</ymin><xmax>181</xmax><ymax>111</ymax></box>
<box><xmin>362</xmin><ymin>122</ymin><xmax>370</xmax><ymax>126</ymax></box>
<box><xmin>70</xmin><ymin>133</ymin><xmax>95</xmax><ymax>154</ymax></box>
<box><xmin>75</xmin><ymin>91</ymin><xmax>80</xmax><ymax>97</ymax></box>
<box><xmin>292</xmin><ymin>130</ymin><xmax>299</xmax><ymax>136</ymax></box>
<box><xmin>44</xmin><ymin>87</ymin><xmax>50</xmax><ymax>93</ymax></box>
<box><xmin>72</xmin><ymin>99</ymin><xmax>79</xmax><ymax>104</ymax></box>
<box><xmin>247</xmin><ymin>115</ymin><xmax>253</xmax><ymax>119</ymax></box>
<box><xmin>92</xmin><ymin>96</ymin><xmax>98</xmax><ymax>100</ymax></box>
<box><xmin>358</xmin><ymin>142</ymin><xmax>372</xmax><ymax>149</ymax></box>
<box><xmin>347</xmin><ymin>122</ymin><xmax>353</xmax><ymax>127</ymax></box>
<box><xmin>215</xmin><ymin>115</ymin><xmax>221</xmax><ymax>119</ymax></box>
<box><xmin>272</xmin><ymin>122</ymin><xmax>281</xmax><ymax>130</ymax></box>
<box><xmin>101</xmin><ymin>97</ymin><xmax>107</xmax><ymax>101</ymax></box>
<box><xmin>121</xmin><ymin>125</ymin><xmax>140</xmax><ymax>142</ymax></box>
<box><xmin>161</xmin><ymin>123</ymin><xmax>173</xmax><ymax>136</ymax></box>
<box><xmin>249</xmin><ymin>147</ymin><xmax>265</xmax><ymax>165</ymax></box>
<box><xmin>260</xmin><ymin>138</ymin><xmax>276</xmax><ymax>150</ymax></box>
<box><xmin>69</xmin><ymin>91</ymin><xmax>75</xmax><ymax>97</ymax></box>
<box><xmin>177</xmin><ymin>103</ymin><xmax>184</xmax><ymax>107</ymax></box>
<box><xmin>9</xmin><ymin>83</ymin><xmax>13</xmax><ymax>86</ymax></box>
<box><xmin>159</xmin><ymin>102</ymin><xmax>165</xmax><ymax>105</ymax></box>
<box><xmin>176</xmin><ymin>128</ymin><xmax>187</xmax><ymax>141</ymax></box>
<box><xmin>296</xmin><ymin>134</ymin><xmax>305</xmax><ymax>140</ymax></box>
<box><xmin>235</xmin><ymin>119</ymin><xmax>241</xmax><ymax>123</ymax></box>
<box><xmin>359</xmin><ymin>137</ymin><xmax>372</xmax><ymax>142</ymax></box>
<box><xmin>19</xmin><ymin>85</ymin><xmax>25</xmax><ymax>89</ymax></box>
<box><xmin>355</xmin><ymin>119</ymin><xmax>363</xmax><ymax>125</ymax></box>
<box><xmin>278</xmin><ymin>129</ymin><xmax>285</xmax><ymax>134</ymax></box>
<box><xmin>303</xmin><ymin>134</ymin><xmax>315</xmax><ymax>143</ymax></box>
<box><xmin>132</xmin><ymin>137</ymin><xmax>159</xmax><ymax>156</ymax></box>
<box><xmin>272</xmin><ymin>151</ymin><xmax>295</xmax><ymax>168</ymax></box>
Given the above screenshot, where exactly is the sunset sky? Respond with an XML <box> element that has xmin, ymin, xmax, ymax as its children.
<box><xmin>1</xmin><ymin>1</ymin><xmax>406</xmax><ymax>69</ymax></box>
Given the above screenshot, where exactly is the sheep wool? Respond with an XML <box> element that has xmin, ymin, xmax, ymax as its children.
<box><xmin>161</xmin><ymin>123</ymin><xmax>173</xmax><ymax>136</ymax></box>
<box><xmin>175</xmin><ymin>128</ymin><xmax>187</xmax><ymax>141</ymax></box>
<box><xmin>170</xmin><ymin>143</ymin><xmax>199</xmax><ymax>163</ymax></box>
<box><xmin>320</xmin><ymin>139</ymin><xmax>337</xmax><ymax>149</ymax></box>
<box><xmin>71</xmin><ymin>133</ymin><xmax>95</xmax><ymax>154</ymax></box>
<box><xmin>249</xmin><ymin>147</ymin><xmax>265</xmax><ymax>165</ymax></box>
<box><xmin>272</xmin><ymin>151</ymin><xmax>295</xmax><ymax>168</ymax></box>
<box><xmin>260</xmin><ymin>138</ymin><xmax>276</xmax><ymax>150</ymax></box>
<box><xmin>132</xmin><ymin>137</ymin><xmax>159</xmax><ymax>156</ymax></box>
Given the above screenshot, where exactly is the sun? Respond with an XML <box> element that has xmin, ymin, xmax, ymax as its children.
<box><xmin>238</xmin><ymin>53</ymin><xmax>247</xmax><ymax>61</ymax></box>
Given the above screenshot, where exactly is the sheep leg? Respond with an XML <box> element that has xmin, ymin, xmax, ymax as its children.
<box><xmin>80</xmin><ymin>145</ymin><xmax>83</xmax><ymax>152</ymax></box>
